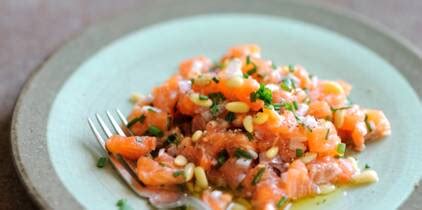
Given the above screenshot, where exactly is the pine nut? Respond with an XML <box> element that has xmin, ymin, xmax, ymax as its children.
<box><xmin>352</xmin><ymin>169</ymin><xmax>379</xmax><ymax>184</ymax></box>
<box><xmin>300</xmin><ymin>152</ymin><xmax>317</xmax><ymax>164</ymax></box>
<box><xmin>194</xmin><ymin>166</ymin><xmax>208</xmax><ymax>189</ymax></box>
<box><xmin>184</xmin><ymin>163</ymin><xmax>195</xmax><ymax>181</ymax></box>
<box><xmin>346</xmin><ymin>157</ymin><xmax>359</xmax><ymax>171</ymax></box>
<box><xmin>227</xmin><ymin>76</ymin><xmax>244</xmax><ymax>88</ymax></box>
<box><xmin>265</xmin><ymin>146</ymin><xmax>279</xmax><ymax>159</ymax></box>
<box><xmin>225</xmin><ymin>102</ymin><xmax>250</xmax><ymax>113</ymax></box>
<box><xmin>318</xmin><ymin>184</ymin><xmax>336</xmax><ymax>195</ymax></box>
<box><xmin>334</xmin><ymin>109</ymin><xmax>345</xmax><ymax>128</ymax></box>
<box><xmin>174</xmin><ymin>155</ymin><xmax>188</xmax><ymax>166</ymax></box>
<box><xmin>227</xmin><ymin>202</ymin><xmax>248</xmax><ymax>210</ymax></box>
<box><xmin>189</xmin><ymin>93</ymin><xmax>213</xmax><ymax>107</ymax></box>
<box><xmin>192</xmin><ymin>130</ymin><xmax>203</xmax><ymax>142</ymax></box>
<box><xmin>321</xmin><ymin>81</ymin><xmax>344</xmax><ymax>95</ymax></box>
<box><xmin>253</xmin><ymin>112</ymin><xmax>269</xmax><ymax>125</ymax></box>
<box><xmin>129</xmin><ymin>92</ymin><xmax>143</xmax><ymax>103</ymax></box>
<box><xmin>243</xmin><ymin>115</ymin><xmax>254</xmax><ymax>133</ymax></box>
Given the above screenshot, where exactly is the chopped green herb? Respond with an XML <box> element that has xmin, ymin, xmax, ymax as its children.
<box><xmin>303</xmin><ymin>97</ymin><xmax>311</xmax><ymax>105</ymax></box>
<box><xmin>252</xmin><ymin>167</ymin><xmax>266</xmax><ymax>185</ymax></box>
<box><xmin>247</xmin><ymin>66</ymin><xmax>257</xmax><ymax>76</ymax></box>
<box><xmin>210</xmin><ymin>62</ymin><xmax>224</xmax><ymax>71</ymax></box>
<box><xmin>276</xmin><ymin>196</ymin><xmax>288</xmax><ymax>208</ymax></box>
<box><xmin>199</xmin><ymin>95</ymin><xmax>209</xmax><ymax>100</ymax></box>
<box><xmin>172</xmin><ymin>171</ymin><xmax>183</xmax><ymax>177</ymax></box>
<box><xmin>325</xmin><ymin>128</ymin><xmax>330</xmax><ymax>140</ymax></box>
<box><xmin>126</xmin><ymin>115</ymin><xmax>146</xmax><ymax>128</ymax></box>
<box><xmin>296</xmin><ymin>148</ymin><xmax>303</xmax><ymax>157</ymax></box>
<box><xmin>331</xmin><ymin>106</ymin><xmax>352</xmax><ymax>112</ymax></box>
<box><xmin>159</xmin><ymin>162</ymin><xmax>169</xmax><ymax>167</ymax></box>
<box><xmin>273</xmin><ymin>103</ymin><xmax>282</xmax><ymax>111</ymax></box>
<box><xmin>288</xmin><ymin>64</ymin><xmax>295</xmax><ymax>72</ymax></box>
<box><xmin>210</xmin><ymin>104</ymin><xmax>219</xmax><ymax>116</ymax></box>
<box><xmin>217</xmin><ymin>150</ymin><xmax>229</xmax><ymax>167</ymax></box>
<box><xmin>148</xmin><ymin>125</ymin><xmax>163</xmax><ymax>137</ymax></box>
<box><xmin>246</xmin><ymin>55</ymin><xmax>251</xmax><ymax>65</ymax></box>
<box><xmin>147</xmin><ymin>107</ymin><xmax>156</xmax><ymax>112</ymax></box>
<box><xmin>245</xmin><ymin>132</ymin><xmax>254</xmax><ymax>141</ymax></box>
<box><xmin>209</xmin><ymin>92</ymin><xmax>225</xmax><ymax>104</ymax></box>
<box><xmin>96</xmin><ymin>157</ymin><xmax>107</xmax><ymax>168</ymax></box>
<box><xmin>250</xmin><ymin>84</ymin><xmax>272</xmax><ymax>105</ymax></box>
<box><xmin>212</xmin><ymin>77</ymin><xmax>220</xmax><ymax>83</ymax></box>
<box><xmin>308</xmin><ymin>74</ymin><xmax>314</xmax><ymax>80</ymax></box>
<box><xmin>116</xmin><ymin>199</ymin><xmax>133</xmax><ymax>210</ymax></box>
<box><xmin>166</xmin><ymin>134</ymin><xmax>180</xmax><ymax>145</ymax></box>
<box><xmin>305</xmin><ymin>125</ymin><xmax>313</xmax><ymax>133</ymax></box>
<box><xmin>283</xmin><ymin>102</ymin><xmax>296</xmax><ymax>112</ymax></box>
<box><xmin>243</xmin><ymin>73</ymin><xmax>249</xmax><ymax>79</ymax></box>
<box><xmin>190</xmin><ymin>78</ymin><xmax>195</xmax><ymax>84</ymax></box>
<box><xmin>364</xmin><ymin>114</ymin><xmax>373</xmax><ymax>132</ymax></box>
<box><xmin>225</xmin><ymin>112</ymin><xmax>235</xmax><ymax>123</ymax></box>
<box><xmin>364</xmin><ymin>164</ymin><xmax>371</xmax><ymax>169</ymax></box>
<box><xmin>292</xmin><ymin>101</ymin><xmax>299</xmax><ymax>110</ymax></box>
<box><xmin>271</xmin><ymin>63</ymin><xmax>277</xmax><ymax>69</ymax></box>
<box><xmin>235</xmin><ymin>148</ymin><xmax>253</xmax><ymax>159</ymax></box>
<box><xmin>337</xmin><ymin>143</ymin><xmax>346</xmax><ymax>156</ymax></box>
<box><xmin>280</xmin><ymin>78</ymin><xmax>294</xmax><ymax>92</ymax></box>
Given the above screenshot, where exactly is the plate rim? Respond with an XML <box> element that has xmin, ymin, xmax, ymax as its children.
<box><xmin>10</xmin><ymin>0</ymin><xmax>422</xmax><ymax>209</ymax></box>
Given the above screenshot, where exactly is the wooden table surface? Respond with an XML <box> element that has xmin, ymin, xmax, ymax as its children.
<box><xmin>1</xmin><ymin>0</ymin><xmax>421</xmax><ymax>209</ymax></box>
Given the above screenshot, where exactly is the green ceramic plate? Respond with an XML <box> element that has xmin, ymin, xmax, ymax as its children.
<box><xmin>11</xmin><ymin>0</ymin><xmax>422</xmax><ymax>210</ymax></box>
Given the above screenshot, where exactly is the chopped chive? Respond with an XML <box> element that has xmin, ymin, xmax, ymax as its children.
<box><xmin>246</xmin><ymin>55</ymin><xmax>251</xmax><ymax>64</ymax></box>
<box><xmin>96</xmin><ymin>157</ymin><xmax>107</xmax><ymax>168</ymax></box>
<box><xmin>292</xmin><ymin>101</ymin><xmax>299</xmax><ymax>110</ymax></box>
<box><xmin>172</xmin><ymin>171</ymin><xmax>183</xmax><ymax>177</ymax></box>
<box><xmin>217</xmin><ymin>150</ymin><xmax>229</xmax><ymax>167</ymax></box>
<box><xmin>159</xmin><ymin>162</ymin><xmax>169</xmax><ymax>167</ymax></box>
<box><xmin>331</xmin><ymin>106</ymin><xmax>352</xmax><ymax>112</ymax></box>
<box><xmin>276</xmin><ymin>196</ymin><xmax>288</xmax><ymax>208</ymax></box>
<box><xmin>364</xmin><ymin>114</ymin><xmax>373</xmax><ymax>132</ymax></box>
<box><xmin>280</xmin><ymin>78</ymin><xmax>293</xmax><ymax>92</ymax></box>
<box><xmin>225</xmin><ymin>112</ymin><xmax>235</xmax><ymax>123</ymax></box>
<box><xmin>245</xmin><ymin>132</ymin><xmax>254</xmax><ymax>141</ymax></box>
<box><xmin>288</xmin><ymin>64</ymin><xmax>295</xmax><ymax>72</ymax></box>
<box><xmin>273</xmin><ymin>103</ymin><xmax>282</xmax><ymax>111</ymax></box>
<box><xmin>305</xmin><ymin>125</ymin><xmax>313</xmax><ymax>133</ymax></box>
<box><xmin>364</xmin><ymin>164</ymin><xmax>370</xmax><ymax>169</ymax></box>
<box><xmin>166</xmin><ymin>134</ymin><xmax>180</xmax><ymax>145</ymax></box>
<box><xmin>303</xmin><ymin>97</ymin><xmax>311</xmax><ymax>105</ymax></box>
<box><xmin>271</xmin><ymin>63</ymin><xmax>277</xmax><ymax>69</ymax></box>
<box><xmin>147</xmin><ymin>107</ymin><xmax>156</xmax><ymax>112</ymax></box>
<box><xmin>210</xmin><ymin>104</ymin><xmax>219</xmax><ymax>116</ymax></box>
<box><xmin>235</xmin><ymin>148</ymin><xmax>253</xmax><ymax>159</ymax></box>
<box><xmin>243</xmin><ymin>73</ymin><xmax>249</xmax><ymax>79</ymax></box>
<box><xmin>116</xmin><ymin>199</ymin><xmax>133</xmax><ymax>210</ymax></box>
<box><xmin>199</xmin><ymin>95</ymin><xmax>209</xmax><ymax>100</ymax></box>
<box><xmin>337</xmin><ymin>143</ymin><xmax>346</xmax><ymax>156</ymax></box>
<box><xmin>148</xmin><ymin>125</ymin><xmax>163</xmax><ymax>137</ymax></box>
<box><xmin>247</xmin><ymin>66</ymin><xmax>257</xmax><ymax>76</ymax></box>
<box><xmin>209</xmin><ymin>92</ymin><xmax>225</xmax><ymax>107</ymax></box>
<box><xmin>295</xmin><ymin>148</ymin><xmax>303</xmax><ymax>157</ymax></box>
<box><xmin>283</xmin><ymin>102</ymin><xmax>295</xmax><ymax>112</ymax></box>
<box><xmin>291</xmin><ymin>80</ymin><xmax>296</xmax><ymax>89</ymax></box>
<box><xmin>127</xmin><ymin>115</ymin><xmax>146</xmax><ymax>128</ymax></box>
<box><xmin>212</xmin><ymin>77</ymin><xmax>220</xmax><ymax>83</ymax></box>
<box><xmin>325</xmin><ymin>128</ymin><xmax>330</xmax><ymax>140</ymax></box>
<box><xmin>252</xmin><ymin>167</ymin><xmax>266</xmax><ymax>185</ymax></box>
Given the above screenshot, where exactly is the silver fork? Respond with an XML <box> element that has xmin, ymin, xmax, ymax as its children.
<box><xmin>88</xmin><ymin>109</ymin><xmax>210</xmax><ymax>210</ymax></box>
